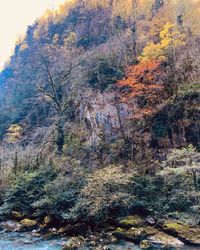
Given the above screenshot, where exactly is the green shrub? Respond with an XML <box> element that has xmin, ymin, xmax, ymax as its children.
<box><xmin>33</xmin><ymin>174</ymin><xmax>84</xmax><ymax>219</ymax></box>
<box><xmin>129</xmin><ymin>173</ymin><xmax>194</xmax><ymax>216</ymax></box>
<box><xmin>1</xmin><ymin>156</ymin><xmax>198</xmax><ymax>224</ymax></box>
<box><xmin>0</xmin><ymin>166</ymin><xmax>57</xmax><ymax>216</ymax></box>
<box><xmin>64</xmin><ymin>165</ymin><xmax>135</xmax><ymax>223</ymax></box>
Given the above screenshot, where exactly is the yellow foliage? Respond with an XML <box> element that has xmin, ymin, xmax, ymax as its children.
<box><xmin>83</xmin><ymin>0</ymin><xmax>154</xmax><ymax>20</ymax></box>
<box><xmin>33</xmin><ymin>22</ymin><xmax>49</xmax><ymax>40</ymax></box>
<box><xmin>139</xmin><ymin>42</ymin><xmax>167</xmax><ymax>62</ymax></box>
<box><xmin>63</xmin><ymin>32</ymin><xmax>77</xmax><ymax>47</ymax></box>
<box><xmin>139</xmin><ymin>22</ymin><xmax>186</xmax><ymax>63</ymax></box>
<box><xmin>111</xmin><ymin>0</ymin><xmax>133</xmax><ymax>19</ymax></box>
<box><xmin>33</xmin><ymin>12</ymin><xmax>52</xmax><ymax>40</ymax></box>
<box><xmin>112</xmin><ymin>0</ymin><xmax>154</xmax><ymax>19</ymax></box>
<box><xmin>55</xmin><ymin>0</ymin><xmax>77</xmax><ymax>22</ymax></box>
<box><xmin>7</xmin><ymin>124</ymin><xmax>22</xmax><ymax>143</ymax></box>
<box><xmin>85</xmin><ymin>0</ymin><xmax>110</xmax><ymax>9</ymax></box>
<box><xmin>160</xmin><ymin>22</ymin><xmax>186</xmax><ymax>48</ymax></box>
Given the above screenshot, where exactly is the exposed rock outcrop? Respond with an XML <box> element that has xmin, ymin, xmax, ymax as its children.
<box><xmin>20</xmin><ymin>219</ymin><xmax>38</xmax><ymax>230</ymax></box>
<box><xmin>161</xmin><ymin>220</ymin><xmax>200</xmax><ymax>246</ymax></box>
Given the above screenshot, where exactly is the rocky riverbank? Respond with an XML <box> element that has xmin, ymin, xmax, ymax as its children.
<box><xmin>1</xmin><ymin>213</ymin><xmax>200</xmax><ymax>250</ymax></box>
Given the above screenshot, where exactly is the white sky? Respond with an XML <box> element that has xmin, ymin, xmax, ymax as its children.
<box><xmin>0</xmin><ymin>0</ymin><xmax>66</xmax><ymax>70</ymax></box>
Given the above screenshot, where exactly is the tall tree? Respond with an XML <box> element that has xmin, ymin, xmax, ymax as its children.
<box><xmin>34</xmin><ymin>44</ymin><xmax>81</xmax><ymax>154</ymax></box>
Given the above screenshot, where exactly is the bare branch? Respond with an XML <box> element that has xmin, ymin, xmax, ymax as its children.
<box><xmin>38</xmin><ymin>53</ymin><xmax>59</xmax><ymax>104</ymax></box>
<box><xmin>37</xmin><ymin>85</ymin><xmax>60</xmax><ymax>110</ymax></box>
<box><xmin>58</xmin><ymin>62</ymin><xmax>81</xmax><ymax>85</ymax></box>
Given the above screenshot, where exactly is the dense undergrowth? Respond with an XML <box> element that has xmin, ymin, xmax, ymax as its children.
<box><xmin>0</xmin><ymin>145</ymin><xmax>199</xmax><ymax>226</ymax></box>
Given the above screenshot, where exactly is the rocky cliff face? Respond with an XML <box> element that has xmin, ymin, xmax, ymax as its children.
<box><xmin>151</xmin><ymin>91</ymin><xmax>200</xmax><ymax>151</ymax></box>
<box><xmin>77</xmin><ymin>89</ymin><xmax>131</xmax><ymax>147</ymax></box>
<box><xmin>76</xmin><ymin>89</ymin><xmax>200</xmax><ymax>157</ymax></box>
<box><xmin>0</xmin><ymin>88</ymin><xmax>199</xmax><ymax>177</ymax></box>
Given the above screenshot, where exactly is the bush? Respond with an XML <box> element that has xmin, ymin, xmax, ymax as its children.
<box><xmin>129</xmin><ymin>173</ymin><xmax>194</xmax><ymax>217</ymax></box>
<box><xmin>1</xmin><ymin>156</ymin><xmax>198</xmax><ymax>224</ymax></box>
<box><xmin>65</xmin><ymin>165</ymin><xmax>135</xmax><ymax>223</ymax></box>
<box><xmin>0</xmin><ymin>166</ymin><xmax>57</xmax><ymax>216</ymax></box>
<box><xmin>33</xmin><ymin>174</ymin><xmax>84</xmax><ymax>219</ymax></box>
<box><xmin>129</xmin><ymin>145</ymin><xmax>200</xmax><ymax>217</ymax></box>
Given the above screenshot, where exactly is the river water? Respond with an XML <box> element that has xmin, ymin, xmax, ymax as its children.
<box><xmin>0</xmin><ymin>231</ymin><xmax>200</xmax><ymax>250</ymax></box>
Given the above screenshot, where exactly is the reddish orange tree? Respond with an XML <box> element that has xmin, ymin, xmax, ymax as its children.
<box><xmin>117</xmin><ymin>60</ymin><xmax>166</xmax><ymax>118</ymax></box>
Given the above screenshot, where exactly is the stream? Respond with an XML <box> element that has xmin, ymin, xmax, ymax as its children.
<box><xmin>0</xmin><ymin>231</ymin><xmax>200</xmax><ymax>250</ymax></box>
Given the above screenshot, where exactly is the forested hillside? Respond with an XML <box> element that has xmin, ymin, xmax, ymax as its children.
<box><xmin>0</xmin><ymin>0</ymin><xmax>200</xmax><ymax>249</ymax></box>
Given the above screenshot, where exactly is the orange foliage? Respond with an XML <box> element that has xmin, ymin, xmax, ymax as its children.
<box><xmin>117</xmin><ymin>60</ymin><xmax>165</xmax><ymax>118</ymax></box>
<box><xmin>118</xmin><ymin>60</ymin><xmax>162</xmax><ymax>85</ymax></box>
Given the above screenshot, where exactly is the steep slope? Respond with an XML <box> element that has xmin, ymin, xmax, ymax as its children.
<box><xmin>0</xmin><ymin>2</ymin><xmax>199</xmax><ymax>246</ymax></box>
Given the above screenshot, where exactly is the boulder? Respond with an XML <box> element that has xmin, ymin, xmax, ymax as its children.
<box><xmin>143</xmin><ymin>226</ymin><xmax>158</xmax><ymax>236</ymax></box>
<box><xmin>11</xmin><ymin>211</ymin><xmax>24</xmax><ymax>220</ymax></box>
<box><xmin>146</xmin><ymin>216</ymin><xmax>156</xmax><ymax>226</ymax></box>
<box><xmin>40</xmin><ymin>215</ymin><xmax>55</xmax><ymax>230</ymax></box>
<box><xmin>162</xmin><ymin>220</ymin><xmax>200</xmax><ymax>246</ymax></box>
<box><xmin>109</xmin><ymin>235</ymin><xmax>118</xmax><ymax>244</ymax></box>
<box><xmin>113</xmin><ymin>227</ymin><xmax>147</xmax><ymax>243</ymax></box>
<box><xmin>50</xmin><ymin>227</ymin><xmax>57</xmax><ymax>232</ymax></box>
<box><xmin>32</xmin><ymin>229</ymin><xmax>41</xmax><ymax>237</ymax></box>
<box><xmin>58</xmin><ymin>226</ymin><xmax>68</xmax><ymax>234</ymax></box>
<box><xmin>44</xmin><ymin>215</ymin><xmax>53</xmax><ymax>224</ymax></box>
<box><xmin>43</xmin><ymin>227</ymin><xmax>59</xmax><ymax>239</ymax></box>
<box><xmin>20</xmin><ymin>219</ymin><xmax>37</xmax><ymax>230</ymax></box>
<box><xmin>58</xmin><ymin>223</ymin><xmax>88</xmax><ymax>236</ymax></box>
<box><xmin>118</xmin><ymin>215</ymin><xmax>145</xmax><ymax>229</ymax></box>
<box><xmin>140</xmin><ymin>239</ymin><xmax>152</xmax><ymax>249</ymax></box>
<box><xmin>62</xmin><ymin>236</ymin><xmax>85</xmax><ymax>250</ymax></box>
<box><xmin>149</xmin><ymin>231</ymin><xmax>184</xmax><ymax>248</ymax></box>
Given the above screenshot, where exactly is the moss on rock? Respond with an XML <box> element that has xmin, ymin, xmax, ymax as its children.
<box><xmin>20</xmin><ymin>219</ymin><xmax>37</xmax><ymax>230</ymax></box>
<box><xmin>118</xmin><ymin>215</ymin><xmax>145</xmax><ymax>229</ymax></box>
<box><xmin>163</xmin><ymin>221</ymin><xmax>189</xmax><ymax>232</ymax></box>
<box><xmin>113</xmin><ymin>227</ymin><xmax>147</xmax><ymax>243</ymax></box>
<box><xmin>162</xmin><ymin>220</ymin><xmax>200</xmax><ymax>246</ymax></box>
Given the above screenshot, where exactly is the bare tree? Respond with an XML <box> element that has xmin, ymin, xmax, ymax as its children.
<box><xmin>34</xmin><ymin>44</ymin><xmax>81</xmax><ymax>154</ymax></box>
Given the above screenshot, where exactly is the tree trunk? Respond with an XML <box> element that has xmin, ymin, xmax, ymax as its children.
<box><xmin>13</xmin><ymin>152</ymin><xmax>18</xmax><ymax>175</ymax></box>
<box><xmin>113</xmin><ymin>96</ymin><xmax>126</xmax><ymax>141</ymax></box>
<box><xmin>131</xmin><ymin>0</ymin><xmax>139</xmax><ymax>61</ymax></box>
<box><xmin>56</xmin><ymin>113</ymin><xmax>65</xmax><ymax>155</ymax></box>
<box><xmin>131</xmin><ymin>21</ymin><xmax>137</xmax><ymax>60</ymax></box>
